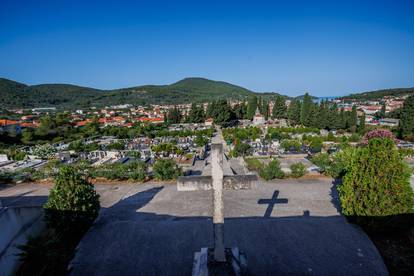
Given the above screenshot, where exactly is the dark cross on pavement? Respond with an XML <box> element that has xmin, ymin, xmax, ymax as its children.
<box><xmin>258</xmin><ymin>190</ymin><xmax>288</xmax><ymax>218</ymax></box>
<box><xmin>177</xmin><ymin>142</ymin><xmax>257</xmax><ymax>263</ymax></box>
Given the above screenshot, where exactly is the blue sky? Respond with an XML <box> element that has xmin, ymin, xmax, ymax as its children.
<box><xmin>0</xmin><ymin>0</ymin><xmax>413</xmax><ymax>96</ymax></box>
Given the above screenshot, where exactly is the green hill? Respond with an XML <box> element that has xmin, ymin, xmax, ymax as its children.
<box><xmin>0</xmin><ymin>77</ymin><xmax>283</xmax><ymax>109</ymax></box>
<box><xmin>341</xmin><ymin>88</ymin><xmax>414</xmax><ymax>101</ymax></box>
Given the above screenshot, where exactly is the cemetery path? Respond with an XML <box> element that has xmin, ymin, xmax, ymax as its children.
<box><xmin>66</xmin><ymin>178</ymin><xmax>387</xmax><ymax>276</ymax></box>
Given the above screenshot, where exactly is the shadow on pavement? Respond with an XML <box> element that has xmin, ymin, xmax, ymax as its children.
<box><xmin>66</xmin><ymin>186</ymin><xmax>388</xmax><ymax>276</ymax></box>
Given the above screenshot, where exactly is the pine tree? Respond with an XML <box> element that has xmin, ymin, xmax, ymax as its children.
<box><xmin>272</xmin><ymin>96</ymin><xmax>287</xmax><ymax>119</ymax></box>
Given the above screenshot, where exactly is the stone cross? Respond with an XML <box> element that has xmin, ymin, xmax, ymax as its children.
<box><xmin>177</xmin><ymin>143</ymin><xmax>257</xmax><ymax>263</ymax></box>
<box><xmin>257</xmin><ymin>190</ymin><xmax>288</xmax><ymax>218</ymax></box>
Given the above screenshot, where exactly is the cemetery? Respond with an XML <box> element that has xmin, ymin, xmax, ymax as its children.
<box><xmin>3</xmin><ymin>128</ymin><xmax>409</xmax><ymax>275</ymax></box>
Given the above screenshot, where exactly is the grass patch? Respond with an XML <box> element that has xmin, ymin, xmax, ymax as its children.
<box><xmin>244</xmin><ymin>158</ymin><xmax>264</xmax><ymax>172</ymax></box>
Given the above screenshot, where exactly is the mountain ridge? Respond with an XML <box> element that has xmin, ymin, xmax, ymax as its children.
<box><xmin>0</xmin><ymin>77</ymin><xmax>284</xmax><ymax>109</ymax></box>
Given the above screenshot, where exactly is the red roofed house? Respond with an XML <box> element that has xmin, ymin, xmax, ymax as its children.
<box><xmin>0</xmin><ymin>119</ymin><xmax>22</xmax><ymax>134</ymax></box>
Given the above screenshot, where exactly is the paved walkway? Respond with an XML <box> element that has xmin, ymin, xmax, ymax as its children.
<box><xmin>64</xmin><ymin>178</ymin><xmax>387</xmax><ymax>276</ymax></box>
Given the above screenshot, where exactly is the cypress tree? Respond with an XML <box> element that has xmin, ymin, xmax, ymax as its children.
<box><xmin>288</xmin><ymin>99</ymin><xmax>301</xmax><ymax>125</ymax></box>
<box><xmin>272</xmin><ymin>96</ymin><xmax>287</xmax><ymax>119</ymax></box>
<box><xmin>300</xmin><ymin>93</ymin><xmax>312</xmax><ymax>126</ymax></box>
<box><xmin>246</xmin><ymin>95</ymin><xmax>258</xmax><ymax>120</ymax></box>
<box><xmin>399</xmin><ymin>95</ymin><xmax>414</xmax><ymax>138</ymax></box>
<box><xmin>358</xmin><ymin>113</ymin><xmax>366</xmax><ymax>134</ymax></box>
<box><xmin>318</xmin><ymin>101</ymin><xmax>329</xmax><ymax>129</ymax></box>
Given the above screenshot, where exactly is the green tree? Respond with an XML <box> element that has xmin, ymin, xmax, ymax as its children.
<box><xmin>35</xmin><ymin>115</ymin><xmax>55</xmax><ymax>138</ymax></box>
<box><xmin>194</xmin><ymin>134</ymin><xmax>208</xmax><ymax>147</ymax></box>
<box><xmin>233</xmin><ymin>143</ymin><xmax>252</xmax><ymax>157</ymax></box>
<box><xmin>232</xmin><ymin>102</ymin><xmax>247</xmax><ymax>119</ymax></box>
<box><xmin>106</xmin><ymin>142</ymin><xmax>125</xmax><ymax>150</ymax></box>
<box><xmin>349</xmin><ymin>105</ymin><xmax>358</xmax><ymax>131</ymax></box>
<box><xmin>21</xmin><ymin>128</ymin><xmax>35</xmax><ymax>144</ymax></box>
<box><xmin>339</xmin><ymin>138</ymin><xmax>414</xmax><ymax>229</ymax></box>
<box><xmin>290</xmin><ymin>163</ymin><xmax>307</xmax><ymax>178</ymax></box>
<box><xmin>44</xmin><ymin>166</ymin><xmax>100</xmax><ymax>233</ymax></box>
<box><xmin>210</xmin><ymin>99</ymin><xmax>234</xmax><ymax>126</ymax></box>
<box><xmin>153</xmin><ymin>159</ymin><xmax>182</xmax><ymax>180</ymax></box>
<box><xmin>287</xmin><ymin>99</ymin><xmax>301</xmax><ymax>125</ymax></box>
<box><xmin>317</xmin><ymin>101</ymin><xmax>329</xmax><ymax>129</ymax></box>
<box><xmin>272</xmin><ymin>96</ymin><xmax>287</xmax><ymax>119</ymax></box>
<box><xmin>187</xmin><ymin>103</ymin><xmax>205</xmax><ymax>123</ymax></box>
<box><xmin>259</xmin><ymin>159</ymin><xmax>285</xmax><ymax>180</ymax></box>
<box><xmin>83</xmin><ymin>117</ymin><xmax>100</xmax><ymax>137</ymax></box>
<box><xmin>327</xmin><ymin>103</ymin><xmax>340</xmax><ymax>130</ymax></box>
<box><xmin>246</xmin><ymin>95</ymin><xmax>258</xmax><ymax>120</ymax></box>
<box><xmin>261</xmin><ymin>99</ymin><xmax>270</xmax><ymax>120</ymax></box>
<box><xmin>300</xmin><ymin>93</ymin><xmax>313</xmax><ymax>126</ymax></box>
<box><xmin>358</xmin><ymin>113</ymin><xmax>366</xmax><ymax>134</ymax></box>
<box><xmin>399</xmin><ymin>95</ymin><xmax>414</xmax><ymax>138</ymax></box>
<box><xmin>376</xmin><ymin>102</ymin><xmax>386</xmax><ymax>119</ymax></box>
<box><xmin>167</xmin><ymin>106</ymin><xmax>182</xmax><ymax>124</ymax></box>
<box><xmin>338</xmin><ymin>108</ymin><xmax>347</xmax><ymax>129</ymax></box>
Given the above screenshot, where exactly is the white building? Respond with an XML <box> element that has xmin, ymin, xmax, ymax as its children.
<box><xmin>252</xmin><ymin>107</ymin><xmax>265</xmax><ymax>125</ymax></box>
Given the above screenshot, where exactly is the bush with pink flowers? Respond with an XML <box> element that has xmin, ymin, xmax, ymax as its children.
<box><xmin>362</xmin><ymin>129</ymin><xmax>397</xmax><ymax>144</ymax></box>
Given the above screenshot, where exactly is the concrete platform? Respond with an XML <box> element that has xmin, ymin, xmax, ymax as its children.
<box><xmin>64</xmin><ymin>178</ymin><xmax>387</xmax><ymax>275</ymax></box>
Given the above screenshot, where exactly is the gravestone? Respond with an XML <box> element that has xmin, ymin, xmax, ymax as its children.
<box><xmin>178</xmin><ymin>142</ymin><xmax>257</xmax><ymax>275</ymax></box>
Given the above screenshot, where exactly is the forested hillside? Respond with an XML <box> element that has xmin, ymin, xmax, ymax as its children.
<box><xmin>341</xmin><ymin>88</ymin><xmax>414</xmax><ymax>100</ymax></box>
<box><xmin>0</xmin><ymin>77</ymin><xmax>283</xmax><ymax>109</ymax></box>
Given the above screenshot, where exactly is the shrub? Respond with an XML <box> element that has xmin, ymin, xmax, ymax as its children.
<box><xmin>127</xmin><ymin>161</ymin><xmax>147</xmax><ymax>181</ymax></box>
<box><xmin>259</xmin><ymin>159</ymin><xmax>285</xmax><ymax>180</ymax></box>
<box><xmin>244</xmin><ymin>158</ymin><xmax>263</xmax><ymax>172</ymax></box>
<box><xmin>32</xmin><ymin>144</ymin><xmax>57</xmax><ymax>159</ymax></box>
<box><xmin>91</xmin><ymin>161</ymin><xmax>147</xmax><ymax>181</ymax></box>
<box><xmin>290</xmin><ymin>163</ymin><xmax>307</xmax><ymax>178</ymax></box>
<box><xmin>106</xmin><ymin>142</ymin><xmax>125</xmax><ymax>150</ymax></box>
<box><xmin>233</xmin><ymin>143</ymin><xmax>252</xmax><ymax>157</ymax></box>
<box><xmin>339</xmin><ymin>138</ymin><xmax>414</xmax><ymax>231</ymax></box>
<box><xmin>310</xmin><ymin>153</ymin><xmax>330</xmax><ymax>173</ymax></box>
<box><xmin>281</xmin><ymin>139</ymin><xmax>302</xmax><ymax>152</ymax></box>
<box><xmin>325</xmin><ymin>148</ymin><xmax>356</xmax><ymax>179</ymax></box>
<box><xmin>310</xmin><ymin>150</ymin><xmax>354</xmax><ymax>179</ymax></box>
<box><xmin>44</xmin><ymin>166</ymin><xmax>100</xmax><ymax>234</ymax></box>
<box><xmin>308</xmin><ymin>138</ymin><xmax>323</xmax><ymax>152</ymax></box>
<box><xmin>363</xmin><ymin>129</ymin><xmax>397</xmax><ymax>144</ymax></box>
<box><xmin>153</xmin><ymin>159</ymin><xmax>182</xmax><ymax>180</ymax></box>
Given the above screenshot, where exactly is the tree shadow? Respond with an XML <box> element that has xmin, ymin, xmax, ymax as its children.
<box><xmin>329</xmin><ymin>178</ymin><xmax>342</xmax><ymax>213</ymax></box>
<box><xmin>3</xmin><ymin>186</ymin><xmax>401</xmax><ymax>276</ymax></box>
<box><xmin>0</xmin><ymin>190</ymin><xmax>47</xmax><ymax>208</ymax></box>
<box><xmin>67</xmin><ymin>187</ymin><xmax>389</xmax><ymax>276</ymax></box>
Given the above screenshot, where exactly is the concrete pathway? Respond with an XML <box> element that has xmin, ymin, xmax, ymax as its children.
<box><xmin>64</xmin><ymin>178</ymin><xmax>387</xmax><ymax>275</ymax></box>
